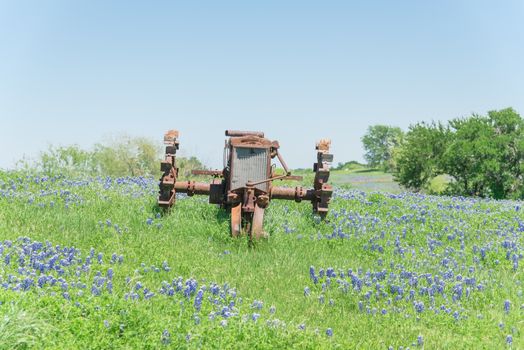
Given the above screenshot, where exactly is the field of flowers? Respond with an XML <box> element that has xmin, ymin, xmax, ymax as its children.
<box><xmin>0</xmin><ymin>172</ymin><xmax>522</xmax><ymax>349</ymax></box>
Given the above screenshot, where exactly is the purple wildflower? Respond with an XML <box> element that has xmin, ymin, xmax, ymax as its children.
<box><xmin>304</xmin><ymin>287</ymin><xmax>311</xmax><ymax>297</ymax></box>
<box><xmin>326</xmin><ymin>328</ymin><xmax>333</xmax><ymax>337</ymax></box>
<box><xmin>504</xmin><ymin>300</ymin><xmax>511</xmax><ymax>314</ymax></box>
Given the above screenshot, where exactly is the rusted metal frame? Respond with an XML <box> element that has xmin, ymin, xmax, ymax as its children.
<box><xmin>252</xmin><ymin>204</ymin><xmax>265</xmax><ymax>239</ymax></box>
<box><xmin>242</xmin><ymin>187</ymin><xmax>257</xmax><ymax>213</ymax></box>
<box><xmin>228</xmin><ymin>136</ymin><xmax>272</xmax><ymax>194</ymax></box>
<box><xmin>229</xmin><ymin>137</ymin><xmax>273</xmax><ymax>148</ymax></box>
<box><xmin>209</xmin><ymin>179</ymin><xmax>225</xmax><ymax>205</ymax></box>
<box><xmin>173</xmin><ymin>181</ymin><xmax>212</xmax><ymax>196</ymax></box>
<box><xmin>231</xmin><ymin>204</ymin><xmax>241</xmax><ymax>237</ymax></box>
<box><xmin>158</xmin><ymin>130</ymin><xmax>180</xmax><ymax>208</ymax></box>
<box><xmin>312</xmin><ymin>139</ymin><xmax>333</xmax><ymax>217</ymax></box>
<box><xmin>246</xmin><ymin>174</ymin><xmax>303</xmax><ymax>187</ymax></box>
<box><xmin>191</xmin><ymin>169</ymin><xmax>224</xmax><ymax>177</ymax></box>
<box><xmin>159</xmin><ymin>129</ymin><xmax>334</xmax><ymax>238</ymax></box>
<box><xmin>270</xmin><ymin>186</ymin><xmax>314</xmax><ymax>202</ymax></box>
<box><xmin>281</xmin><ymin>175</ymin><xmax>303</xmax><ymax>181</ymax></box>
<box><xmin>225</xmin><ymin>130</ymin><xmax>265</xmax><ymax>138</ymax></box>
<box><xmin>246</xmin><ymin>174</ymin><xmax>288</xmax><ymax>187</ymax></box>
<box><xmin>275</xmin><ymin>150</ymin><xmax>291</xmax><ymax>175</ymax></box>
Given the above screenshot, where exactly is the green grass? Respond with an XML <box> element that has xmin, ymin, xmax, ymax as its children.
<box><xmin>0</xmin><ymin>173</ymin><xmax>523</xmax><ymax>349</ymax></box>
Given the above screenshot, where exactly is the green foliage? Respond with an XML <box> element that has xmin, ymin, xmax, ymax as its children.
<box><xmin>39</xmin><ymin>145</ymin><xmax>95</xmax><ymax>176</ymax></box>
<box><xmin>394</xmin><ymin>108</ymin><xmax>524</xmax><ymax>199</ymax></box>
<box><xmin>32</xmin><ymin>136</ymin><xmax>207</xmax><ymax>178</ymax></box>
<box><xmin>393</xmin><ymin>122</ymin><xmax>450</xmax><ymax>191</ymax></box>
<box><xmin>176</xmin><ymin>156</ymin><xmax>207</xmax><ymax>179</ymax></box>
<box><xmin>427</xmin><ymin>175</ymin><xmax>452</xmax><ymax>195</ymax></box>
<box><xmin>361</xmin><ymin>125</ymin><xmax>404</xmax><ymax>172</ymax></box>
<box><xmin>333</xmin><ymin>160</ymin><xmax>365</xmax><ymax>171</ymax></box>
<box><xmin>92</xmin><ymin>135</ymin><xmax>161</xmax><ymax>177</ymax></box>
<box><xmin>442</xmin><ymin>108</ymin><xmax>524</xmax><ymax>198</ymax></box>
<box><xmin>0</xmin><ymin>303</ymin><xmax>50</xmax><ymax>349</ymax></box>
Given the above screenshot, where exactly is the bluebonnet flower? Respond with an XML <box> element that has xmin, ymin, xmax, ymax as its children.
<box><xmin>251</xmin><ymin>300</ymin><xmax>263</xmax><ymax>310</ymax></box>
<box><xmin>309</xmin><ymin>266</ymin><xmax>317</xmax><ymax>282</ymax></box>
<box><xmin>91</xmin><ymin>285</ymin><xmax>101</xmax><ymax>296</ymax></box>
<box><xmin>304</xmin><ymin>287</ymin><xmax>311</xmax><ymax>297</ymax></box>
<box><xmin>21</xmin><ymin>278</ymin><xmax>33</xmax><ymax>291</ymax></box>
<box><xmin>194</xmin><ymin>289</ymin><xmax>203</xmax><ymax>311</ymax></box>
<box><xmin>269</xmin><ymin>305</ymin><xmax>276</xmax><ymax>314</ymax></box>
<box><xmin>326</xmin><ymin>267</ymin><xmax>335</xmax><ymax>278</ymax></box>
<box><xmin>506</xmin><ymin>335</ymin><xmax>512</xmax><ymax>345</ymax></box>
<box><xmin>326</xmin><ymin>328</ymin><xmax>333</xmax><ymax>337</ymax></box>
<box><xmin>504</xmin><ymin>300</ymin><xmax>511</xmax><ymax>313</ymax></box>
<box><xmin>414</xmin><ymin>301</ymin><xmax>424</xmax><ymax>313</ymax></box>
<box><xmin>251</xmin><ymin>313</ymin><xmax>260</xmax><ymax>321</ymax></box>
<box><xmin>417</xmin><ymin>335</ymin><xmax>423</xmax><ymax>346</ymax></box>
<box><xmin>161</xmin><ymin>329</ymin><xmax>171</xmax><ymax>345</ymax></box>
<box><xmin>210</xmin><ymin>284</ymin><xmax>219</xmax><ymax>295</ymax></box>
<box><xmin>146</xmin><ymin>218</ymin><xmax>153</xmax><ymax>225</ymax></box>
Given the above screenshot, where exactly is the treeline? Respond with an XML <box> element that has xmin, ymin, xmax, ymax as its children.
<box><xmin>362</xmin><ymin>108</ymin><xmax>524</xmax><ymax>199</ymax></box>
<box><xmin>17</xmin><ymin>135</ymin><xmax>206</xmax><ymax>178</ymax></box>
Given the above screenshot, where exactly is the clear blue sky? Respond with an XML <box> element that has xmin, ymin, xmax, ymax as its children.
<box><xmin>1</xmin><ymin>1</ymin><xmax>523</xmax><ymax>169</ymax></box>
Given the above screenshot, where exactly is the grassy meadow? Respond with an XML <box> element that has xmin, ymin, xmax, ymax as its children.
<box><xmin>0</xmin><ymin>169</ymin><xmax>522</xmax><ymax>349</ymax></box>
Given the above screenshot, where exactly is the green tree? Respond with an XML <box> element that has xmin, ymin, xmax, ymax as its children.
<box><xmin>92</xmin><ymin>135</ymin><xmax>162</xmax><ymax>176</ymax></box>
<box><xmin>441</xmin><ymin>115</ymin><xmax>495</xmax><ymax>196</ymax></box>
<box><xmin>442</xmin><ymin>108</ymin><xmax>524</xmax><ymax>198</ymax></box>
<box><xmin>361</xmin><ymin>125</ymin><xmax>404</xmax><ymax>172</ymax></box>
<box><xmin>393</xmin><ymin>108</ymin><xmax>524</xmax><ymax>199</ymax></box>
<box><xmin>393</xmin><ymin>122</ymin><xmax>450</xmax><ymax>191</ymax></box>
<box><xmin>176</xmin><ymin>156</ymin><xmax>207</xmax><ymax>178</ymax></box>
<box><xmin>34</xmin><ymin>135</ymin><xmax>209</xmax><ymax>178</ymax></box>
<box><xmin>39</xmin><ymin>145</ymin><xmax>95</xmax><ymax>176</ymax></box>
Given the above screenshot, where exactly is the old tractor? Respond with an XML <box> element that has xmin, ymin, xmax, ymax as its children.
<box><xmin>158</xmin><ymin>130</ymin><xmax>333</xmax><ymax>238</ymax></box>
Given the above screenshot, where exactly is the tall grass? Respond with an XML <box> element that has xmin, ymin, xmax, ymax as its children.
<box><xmin>0</xmin><ymin>173</ymin><xmax>522</xmax><ymax>348</ymax></box>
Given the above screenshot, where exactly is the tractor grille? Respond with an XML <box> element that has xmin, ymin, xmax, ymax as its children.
<box><xmin>231</xmin><ymin>147</ymin><xmax>269</xmax><ymax>192</ymax></box>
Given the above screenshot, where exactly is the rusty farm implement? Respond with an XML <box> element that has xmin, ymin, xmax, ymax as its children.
<box><xmin>158</xmin><ymin>130</ymin><xmax>333</xmax><ymax>238</ymax></box>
